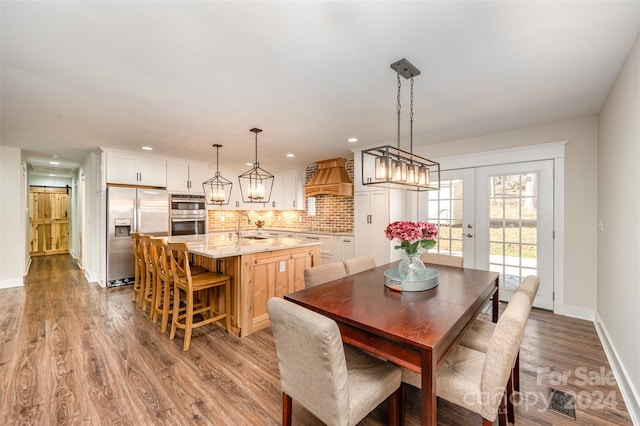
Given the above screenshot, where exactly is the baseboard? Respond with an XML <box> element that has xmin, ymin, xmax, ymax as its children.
<box><xmin>557</xmin><ymin>303</ymin><xmax>595</xmax><ymax>321</ymax></box>
<box><xmin>0</xmin><ymin>277</ymin><xmax>24</xmax><ymax>289</ymax></box>
<box><xmin>595</xmin><ymin>312</ymin><xmax>640</xmax><ymax>426</ymax></box>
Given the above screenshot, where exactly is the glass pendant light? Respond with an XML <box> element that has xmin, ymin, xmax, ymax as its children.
<box><xmin>238</xmin><ymin>128</ymin><xmax>274</xmax><ymax>203</ymax></box>
<box><xmin>203</xmin><ymin>144</ymin><xmax>233</xmax><ymax>205</ymax></box>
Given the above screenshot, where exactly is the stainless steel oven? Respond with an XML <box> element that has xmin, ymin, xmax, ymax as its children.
<box><xmin>169</xmin><ymin>194</ymin><xmax>206</xmax><ymax>236</ymax></box>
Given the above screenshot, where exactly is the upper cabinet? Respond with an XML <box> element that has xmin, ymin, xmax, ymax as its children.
<box><xmin>167</xmin><ymin>161</ymin><xmax>209</xmax><ymax>194</ymax></box>
<box><xmin>106</xmin><ymin>152</ymin><xmax>166</xmax><ymax>187</ymax></box>
<box><xmin>281</xmin><ymin>168</ymin><xmax>305</xmax><ymax>210</ymax></box>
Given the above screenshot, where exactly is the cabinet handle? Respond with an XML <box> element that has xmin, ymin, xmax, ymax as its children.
<box><xmin>343</xmin><ymin>239</ymin><xmax>351</xmax><ymax>243</ymax></box>
<box><xmin>306</xmin><ymin>236</ymin><xmax>320</xmax><ymax>240</ymax></box>
<box><xmin>293</xmin><ymin>200</ymin><xmax>296</xmax><ymax>208</ymax></box>
<box><xmin>235</xmin><ymin>201</ymin><xmax>239</xmax><ymax>208</ymax></box>
<box><xmin>272</xmin><ymin>201</ymin><xmax>276</xmax><ymax>208</ymax></box>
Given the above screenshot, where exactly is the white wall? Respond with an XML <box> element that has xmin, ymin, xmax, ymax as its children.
<box><xmin>0</xmin><ymin>146</ymin><xmax>27</xmax><ymax>288</ymax></box>
<box><xmin>597</xmin><ymin>34</ymin><xmax>639</xmax><ymax>422</ymax></box>
<box><xmin>415</xmin><ymin>116</ymin><xmax>599</xmax><ymax>315</ymax></box>
<box><xmin>28</xmin><ymin>175</ymin><xmax>72</xmax><ymax>187</ymax></box>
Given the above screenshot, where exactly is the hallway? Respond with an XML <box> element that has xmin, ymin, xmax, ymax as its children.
<box><xmin>0</xmin><ymin>254</ymin><xmax>632</xmax><ymax>425</ymax></box>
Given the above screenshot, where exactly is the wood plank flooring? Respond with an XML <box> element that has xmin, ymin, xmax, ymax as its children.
<box><xmin>0</xmin><ymin>254</ymin><xmax>633</xmax><ymax>425</ymax></box>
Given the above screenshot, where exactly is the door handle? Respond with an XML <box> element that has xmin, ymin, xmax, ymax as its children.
<box><xmin>464</xmin><ymin>233</ymin><xmax>473</xmax><ymax>238</ymax></box>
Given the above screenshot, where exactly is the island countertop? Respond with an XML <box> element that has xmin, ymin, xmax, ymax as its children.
<box><xmin>166</xmin><ymin>233</ymin><xmax>322</xmax><ymax>259</ymax></box>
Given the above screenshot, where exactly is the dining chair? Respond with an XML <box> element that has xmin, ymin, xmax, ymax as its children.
<box><xmin>303</xmin><ymin>262</ymin><xmax>347</xmax><ymax>288</ymax></box>
<box><xmin>400</xmin><ymin>291</ymin><xmax>532</xmax><ymax>426</ymax></box>
<box><xmin>130</xmin><ymin>232</ymin><xmax>144</xmax><ymax>306</ymax></box>
<box><xmin>419</xmin><ymin>252</ymin><xmax>464</xmax><ymax>268</ymax></box>
<box><xmin>140</xmin><ymin>235</ymin><xmax>157</xmax><ymax>315</ymax></box>
<box><xmin>168</xmin><ymin>242</ymin><xmax>231</xmax><ymax>351</ymax></box>
<box><xmin>267</xmin><ymin>297</ymin><xmax>402</xmax><ymax>426</ymax></box>
<box><xmin>343</xmin><ymin>256</ymin><xmax>376</xmax><ymax>275</ymax></box>
<box><xmin>460</xmin><ymin>275</ymin><xmax>540</xmax><ymax>395</ymax></box>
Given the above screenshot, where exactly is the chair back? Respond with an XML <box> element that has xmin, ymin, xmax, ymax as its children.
<box><xmin>167</xmin><ymin>242</ymin><xmax>192</xmax><ymax>290</ymax></box>
<box><xmin>420</xmin><ymin>253</ymin><xmax>464</xmax><ymax>268</ymax></box>
<box><xmin>343</xmin><ymin>256</ymin><xmax>376</xmax><ymax>275</ymax></box>
<box><xmin>304</xmin><ymin>262</ymin><xmax>347</xmax><ymax>288</ymax></box>
<box><xmin>516</xmin><ymin>275</ymin><xmax>540</xmax><ymax>305</ymax></box>
<box><xmin>150</xmin><ymin>238</ymin><xmax>169</xmax><ymax>281</ymax></box>
<box><xmin>140</xmin><ymin>235</ymin><xmax>155</xmax><ymax>275</ymax></box>
<box><xmin>131</xmin><ymin>232</ymin><xmax>141</xmax><ymax>256</ymax></box>
<box><xmin>480</xmin><ymin>291</ymin><xmax>531</xmax><ymax>420</ymax></box>
<box><xmin>268</xmin><ymin>297</ymin><xmax>349</xmax><ymax>425</ymax></box>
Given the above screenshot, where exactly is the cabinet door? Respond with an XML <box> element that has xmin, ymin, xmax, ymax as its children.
<box><xmin>354</xmin><ymin>192</ymin><xmax>372</xmax><ymax>259</ymax></box>
<box><xmin>336</xmin><ymin>236</ymin><xmax>354</xmax><ymax>262</ymax></box>
<box><xmin>187</xmin><ymin>164</ymin><xmax>209</xmax><ymax>194</ymax></box>
<box><xmin>138</xmin><ymin>158</ymin><xmax>167</xmax><ymax>187</ymax></box>
<box><xmin>354</xmin><ymin>190</ymin><xmax>392</xmax><ymax>265</ymax></box>
<box><xmin>281</xmin><ymin>168</ymin><xmax>304</xmax><ymax>210</ymax></box>
<box><xmin>167</xmin><ymin>162</ymin><xmax>190</xmax><ymax>192</ymax></box>
<box><xmin>106</xmin><ymin>153</ymin><xmax>138</xmax><ymax>184</ymax></box>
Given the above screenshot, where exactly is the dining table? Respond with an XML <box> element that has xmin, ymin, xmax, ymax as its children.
<box><xmin>284</xmin><ymin>262</ymin><xmax>499</xmax><ymax>426</ymax></box>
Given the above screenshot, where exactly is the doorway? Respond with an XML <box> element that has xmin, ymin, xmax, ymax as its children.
<box><xmin>28</xmin><ymin>186</ymin><xmax>70</xmax><ymax>256</ymax></box>
<box><xmin>419</xmin><ymin>160</ymin><xmax>554</xmax><ymax>310</ymax></box>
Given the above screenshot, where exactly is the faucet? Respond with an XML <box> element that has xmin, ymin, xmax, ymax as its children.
<box><xmin>236</xmin><ymin>214</ymin><xmax>251</xmax><ymax>241</ymax></box>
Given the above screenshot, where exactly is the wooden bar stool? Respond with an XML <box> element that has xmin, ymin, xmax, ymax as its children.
<box><xmin>130</xmin><ymin>232</ymin><xmax>144</xmax><ymax>305</ymax></box>
<box><xmin>140</xmin><ymin>235</ymin><xmax>157</xmax><ymax>315</ymax></box>
<box><xmin>168</xmin><ymin>242</ymin><xmax>231</xmax><ymax>351</ymax></box>
<box><xmin>150</xmin><ymin>238</ymin><xmax>178</xmax><ymax>334</ymax></box>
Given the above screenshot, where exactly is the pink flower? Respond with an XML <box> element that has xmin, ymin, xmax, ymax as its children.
<box><xmin>384</xmin><ymin>221</ymin><xmax>438</xmax><ymax>254</ymax></box>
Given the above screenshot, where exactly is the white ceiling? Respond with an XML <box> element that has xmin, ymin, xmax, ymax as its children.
<box><xmin>2</xmin><ymin>1</ymin><xmax>638</xmax><ymax>177</ymax></box>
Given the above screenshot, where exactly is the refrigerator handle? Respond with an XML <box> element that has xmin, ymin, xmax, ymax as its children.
<box><xmin>134</xmin><ymin>195</ymin><xmax>140</xmax><ymax>232</ymax></box>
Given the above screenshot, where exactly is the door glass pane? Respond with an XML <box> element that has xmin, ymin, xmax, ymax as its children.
<box><xmin>427</xmin><ymin>178</ymin><xmax>463</xmax><ymax>257</ymax></box>
<box><xmin>489</xmin><ymin>172</ymin><xmax>539</xmax><ymax>291</ymax></box>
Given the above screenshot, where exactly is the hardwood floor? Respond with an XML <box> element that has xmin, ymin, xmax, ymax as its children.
<box><xmin>0</xmin><ymin>254</ymin><xmax>633</xmax><ymax>425</ymax></box>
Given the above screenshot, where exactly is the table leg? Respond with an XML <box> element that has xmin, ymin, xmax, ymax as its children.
<box><xmin>492</xmin><ymin>280</ymin><xmax>499</xmax><ymax>323</ymax></box>
<box><xmin>420</xmin><ymin>350</ymin><xmax>437</xmax><ymax>425</ymax></box>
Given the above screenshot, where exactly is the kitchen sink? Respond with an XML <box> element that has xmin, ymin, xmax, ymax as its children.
<box><xmin>242</xmin><ymin>236</ymin><xmax>270</xmax><ymax>240</ymax></box>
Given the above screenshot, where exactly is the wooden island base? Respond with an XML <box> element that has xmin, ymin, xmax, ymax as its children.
<box><xmin>191</xmin><ymin>244</ymin><xmax>320</xmax><ymax>336</ymax></box>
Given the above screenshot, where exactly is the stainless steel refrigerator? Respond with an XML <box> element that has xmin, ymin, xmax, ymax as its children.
<box><xmin>107</xmin><ymin>186</ymin><xmax>169</xmax><ymax>287</ymax></box>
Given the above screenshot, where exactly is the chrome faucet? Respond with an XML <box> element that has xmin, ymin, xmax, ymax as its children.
<box><xmin>236</xmin><ymin>214</ymin><xmax>251</xmax><ymax>241</ymax></box>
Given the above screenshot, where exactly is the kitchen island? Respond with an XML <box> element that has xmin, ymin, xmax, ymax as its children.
<box><xmin>167</xmin><ymin>233</ymin><xmax>322</xmax><ymax>336</ymax></box>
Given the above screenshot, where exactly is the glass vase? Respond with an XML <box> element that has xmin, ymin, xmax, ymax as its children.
<box><xmin>397</xmin><ymin>252</ymin><xmax>427</xmax><ymax>281</ymax></box>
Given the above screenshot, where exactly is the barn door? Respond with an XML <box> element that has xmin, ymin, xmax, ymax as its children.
<box><xmin>29</xmin><ymin>187</ymin><xmax>70</xmax><ymax>256</ymax></box>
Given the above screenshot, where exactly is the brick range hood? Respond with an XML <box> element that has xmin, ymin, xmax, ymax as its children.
<box><xmin>303</xmin><ymin>158</ymin><xmax>354</xmax><ymax>197</ymax></box>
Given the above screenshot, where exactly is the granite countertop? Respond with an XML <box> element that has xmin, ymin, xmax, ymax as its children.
<box><xmin>166</xmin><ymin>233</ymin><xmax>322</xmax><ymax>259</ymax></box>
<box><xmin>209</xmin><ymin>228</ymin><xmax>354</xmax><ymax>237</ymax></box>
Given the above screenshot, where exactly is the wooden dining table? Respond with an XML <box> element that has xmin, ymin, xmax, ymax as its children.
<box><xmin>284</xmin><ymin>262</ymin><xmax>499</xmax><ymax>426</ymax></box>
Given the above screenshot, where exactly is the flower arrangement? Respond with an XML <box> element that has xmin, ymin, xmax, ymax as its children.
<box><xmin>384</xmin><ymin>221</ymin><xmax>438</xmax><ymax>255</ymax></box>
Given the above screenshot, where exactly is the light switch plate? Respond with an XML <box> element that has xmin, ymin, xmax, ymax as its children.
<box><xmin>279</xmin><ymin>261</ymin><xmax>285</xmax><ymax>272</ymax></box>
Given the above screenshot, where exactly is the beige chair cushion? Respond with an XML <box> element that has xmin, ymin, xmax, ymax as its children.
<box><xmin>516</xmin><ymin>275</ymin><xmax>540</xmax><ymax>304</ymax></box>
<box><xmin>304</xmin><ymin>262</ymin><xmax>347</xmax><ymax>288</ymax></box>
<box><xmin>343</xmin><ymin>256</ymin><xmax>376</xmax><ymax>275</ymax></box>
<box><xmin>268</xmin><ymin>298</ymin><xmax>400</xmax><ymax>426</ymax></box>
<box><xmin>420</xmin><ymin>253</ymin><xmax>464</xmax><ymax>268</ymax></box>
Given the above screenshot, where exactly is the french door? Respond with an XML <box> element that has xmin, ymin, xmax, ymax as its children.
<box><xmin>420</xmin><ymin>160</ymin><xmax>554</xmax><ymax>310</ymax></box>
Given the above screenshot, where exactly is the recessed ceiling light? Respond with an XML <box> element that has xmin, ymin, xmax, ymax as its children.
<box><xmin>141</xmin><ymin>146</ymin><xmax>153</xmax><ymax>151</ymax></box>
<box><xmin>49</xmin><ymin>174</ymin><xmax>56</xmax><ymax>177</ymax></box>
<box><xmin>347</xmin><ymin>137</ymin><xmax>358</xmax><ymax>143</ymax></box>
<box><xmin>246</xmin><ymin>162</ymin><xmax>253</xmax><ymax>166</ymax></box>
<box><xmin>49</xmin><ymin>161</ymin><xmax>60</xmax><ymax>165</ymax></box>
<box><xmin>286</xmin><ymin>153</ymin><xmax>295</xmax><ymax>158</ymax></box>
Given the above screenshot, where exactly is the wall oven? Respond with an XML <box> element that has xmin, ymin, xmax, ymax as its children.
<box><xmin>169</xmin><ymin>194</ymin><xmax>206</xmax><ymax>236</ymax></box>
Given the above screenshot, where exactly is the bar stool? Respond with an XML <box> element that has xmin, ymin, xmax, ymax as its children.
<box><xmin>130</xmin><ymin>232</ymin><xmax>144</xmax><ymax>305</ymax></box>
<box><xmin>168</xmin><ymin>242</ymin><xmax>231</xmax><ymax>351</ymax></box>
<box><xmin>140</xmin><ymin>235</ymin><xmax>157</xmax><ymax>315</ymax></box>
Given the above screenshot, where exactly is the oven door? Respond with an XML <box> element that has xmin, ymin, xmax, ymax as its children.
<box><xmin>170</xmin><ymin>218</ymin><xmax>206</xmax><ymax>236</ymax></box>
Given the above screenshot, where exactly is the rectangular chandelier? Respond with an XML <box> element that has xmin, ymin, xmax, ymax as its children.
<box><xmin>361</xmin><ymin>145</ymin><xmax>440</xmax><ymax>191</ymax></box>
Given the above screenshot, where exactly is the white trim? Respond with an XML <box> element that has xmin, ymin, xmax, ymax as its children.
<box><xmin>595</xmin><ymin>312</ymin><xmax>640</xmax><ymax>425</ymax></box>
<box><xmin>558</xmin><ymin>304</ymin><xmax>595</xmax><ymax>321</ymax></box>
<box><xmin>435</xmin><ymin>141</ymin><xmax>567</xmax><ymax>171</ymax></box>
<box><xmin>0</xmin><ymin>278</ymin><xmax>24</xmax><ymax>289</ymax></box>
<box><xmin>553</xmin><ymin>158</ymin><xmax>565</xmax><ymax>315</ymax></box>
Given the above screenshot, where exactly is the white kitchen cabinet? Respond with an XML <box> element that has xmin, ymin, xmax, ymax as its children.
<box><xmin>354</xmin><ymin>189</ymin><xmax>405</xmax><ymax>266</ymax></box>
<box><xmin>335</xmin><ymin>235</ymin><xmax>355</xmax><ymax>262</ymax></box>
<box><xmin>106</xmin><ymin>152</ymin><xmax>166</xmax><ymax>187</ymax></box>
<box><xmin>167</xmin><ymin>161</ymin><xmax>209</xmax><ymax>194</ymax></box>
<box><xmin>281</xmin><ymin>168</ymin><xmax>305</xmax><ymax>210</ymax></box>
<box><xmin>297</xmin><ymin>233</ymin><xmax>334</xmax><ymax>264</ymax></box>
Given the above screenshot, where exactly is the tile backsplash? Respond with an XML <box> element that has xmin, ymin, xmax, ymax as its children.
<box><xmin>207</xmin><ymin>158</ymin><xmax>354</xmax><ymax>233</ymax></box>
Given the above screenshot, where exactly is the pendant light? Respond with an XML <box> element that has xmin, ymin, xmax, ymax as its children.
<box><xmin>203</xmin><ymin>144</ymin><xmax>233</xmax><ymax>205</ymax></box>
<box><xmin>361</xmin><ymin>58</ymin><xmax>440</xmax><ymax>191</ymax></box>
<box><xmin>238</xmin><ymin>128</ymin><xmax>274</xmax><ymax>203</ymax></box>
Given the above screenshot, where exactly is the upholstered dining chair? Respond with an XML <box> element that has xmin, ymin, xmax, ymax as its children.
<box><xmin>130</xmin><ymin>232</ymin><xmax>144</xmax><ymax>306</ymax></box>
<box><xmin>267</xmin><ymin>297</ymin><xmax>402</xmax><ymax>426</ymax></box>
<box><xmin>401</xmin><ymin>291</ymin><xmax>532</xmax><ymax>426</ymax></box>
<box><xmin>303</xmin><ymin>262</ymin><xmax>347</xmax><ymax>288</ymax></box>
<box><xmin>168</xmin><ymin>242</ymin><xmax>231</xmax><ymax>351</ymax></box>
<box><xmin>343</xmin><ymin>256</ymin><xmax>376</xmax><ymax>275</ymax></box>
<box><xmin>419</xmin><ymin>252</ymin><xmax>464</xmax><ymax>268</ymax></box>
<box><xmin>460</xmin><ymin>275</ymin><xmax>540</xmax><ymax>395</ymax></box>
